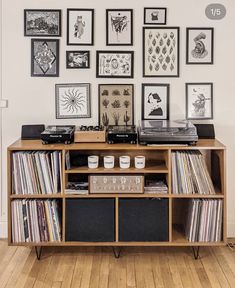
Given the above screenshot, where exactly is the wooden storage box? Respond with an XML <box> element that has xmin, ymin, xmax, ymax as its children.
<box><xmin>74</xmin><ymin>129</ymin><xmax>106</xmax><ymax>143</ymax></box>
<box><xmin>89</xmin><ymin>175</ymin><xmax>144</xmax><ymax>194</ymax></box>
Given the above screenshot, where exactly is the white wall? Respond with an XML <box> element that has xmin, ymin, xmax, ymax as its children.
<box><xmin>1</xmin><ymin>0</ymin><xmax>235</xmax><ymax>237</ymax></box>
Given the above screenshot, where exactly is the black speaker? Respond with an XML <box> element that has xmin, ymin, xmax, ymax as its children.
<box><xmin>21</xmin><ymin>124</ymin><xmax>45</xmax><ymax>140</ymax></box>
<box><xmin>194</xmin><ymin>124</ymin><xmax>215</xmax><ymax>139</ymax></box>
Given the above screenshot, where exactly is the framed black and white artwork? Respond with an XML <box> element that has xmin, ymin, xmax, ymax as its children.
<box><xmin>99</xmin><ymin>84</ymin><xmax>134</xmax><ymax>126</ymax></box>
<box><xmin>96</xmin><ymin>51</ymin><xmax>134</xmax><ymax>78</ymax></box>
<box><xmin>186</xmin><ymin>28</ymin><xmax>214</xmax><ymax>64</ymax></box>
<box><xmin>143</xmin><ymin>27</ymin><xmax>180</xmax><ymax>77</ymax></box>
<box><xmin>142</xmin><ymin>84</ymin><xmax>169</xmax><ymax>120</ymax></box>
<box><xmin>31</xmin><ymin>39</ymin><xmax>59</xmax><ymax>77</ymax></box>
<box><xmin>106</xmin><ymin>9</ymin><xmax>133</xmax><ymax>45</ymax></box>
<box><xmin>24</xmin><ymin>9</ymin><xmax>61</xmax><ymax>37</ymax></box>
<box><xmin>66</xmin><ymin>51</ymin><xmax>90</xmax><ymax>69</ymax></box>
<box><xmin>186</xmin><ymin>83</ymin><xmax>213</xmax><ymax>120</ymax></box>
<box><xmin>144</xmin><ymin>8</ymin><xmax>167</xmax><ymax>25</ymax></box>
<box><xmin>67</xmin><ymin>9</ymin><xmax>94</xmax><ymax>45</ymax></box>
<box><xmin>55</xmin><ymin>83</ymin><xmax>91</xmax><ymax>119</ymax></box>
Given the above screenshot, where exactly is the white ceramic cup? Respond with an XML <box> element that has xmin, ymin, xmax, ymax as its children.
<box><xmin>104</xmin><ymin>156</ymin><xmax>115</xmax><ymax>169</ymax></box>
<box><xmin>135</xmin><ymin>156</ymin><xmax>145</xmax><ymax>169</ymax></box>
<box><xmin>88</xmin><ymin>155</ymin><xmax>99</xmax><ymax>169</ymax></box>
<box><xmin>119</xmin><ymin>156</ymin><xmax>130</xmax><ymax>169</ymax></box>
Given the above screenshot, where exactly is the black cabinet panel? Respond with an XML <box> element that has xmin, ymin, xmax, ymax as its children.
<box><xmin>119</xmin><ymin>198</ymin><xmax>169</xmax><ymax>241</ymax></box>
<box><xmin>66</xmin><ymin>199</ymin><xmax>115</xmax><ymax>242</ymax></box>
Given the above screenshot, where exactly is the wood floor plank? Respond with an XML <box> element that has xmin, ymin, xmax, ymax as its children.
<box><xmin>98</xmin><ymin>252</ymin><xmax>110</xmax><ymax>288</ymax></box>
<box><xmin>79</xmin><ymin>248</ymin><xmax>93</xmax><ymax>288</ymax></box>
<box><xmin>166</xmin><ymin>248</ymin><xmax>184</xmax><ymax>288</ymax></box>
<box><xmin>89</xmin><ymin>248</ymin><xmax>102</xmax><ymax>288</ymax></box>
<box><xmin>151</xmin><ymin>249</ymin><xmax>165</xmax><ymax>288</ymax></box>
<box><xmin>125</xmin><ymin>254</ymin><xmax>136</xmax><ymax>288</ymax></box>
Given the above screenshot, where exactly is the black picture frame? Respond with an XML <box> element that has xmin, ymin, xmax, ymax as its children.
<box><xmin>142</xmin><ymin>83</ymin><xmax>169</xmax><ymax>120</ymax></box>
<box><xmin>55</xmin><ymin>83</ymin><xmax>91</xmax><ymax>119</ymax></box>
<box><xmin>144</xmin><ymin>8</ymin><xmax>167</xmax><ymax>25</ymax></box>
<box><xmin>96</xmin><ymin>50</ymin><xmax>134</xmax><ymax>78</ymax></box>
<box><xmin>66</xmin><ymin>51</ymin><xmax>90</xmax><ymax>69</ymax></box>
<box><xmin>186</xmin><ymin>83</ymin><xmax>213</xmax><ymax>120</ymax></box>
<box><xmin>143</xmin><ymin>27</ymin><xmax>180</xmax><ymax>77</ymax></box>
<box><xmin>106</xmin><ymin>9</ymin><xmax>133</xmax><ymax>46</ymax></box>
<box><xmin>98</xmin><ymin>84</ymin><xmax>134</xmax><ymax>126</ymax></box>
<box><xmin>31</xmin><ymin>39</ymin><xmax>59</xmax><ymax>77</ymax></box>
<box><xmin>186</xmin><ymin>27</ymin><xmax>214</xmax><ymax>64</ymax></box>
<box><xmin>24</xmin><ymin>9</ymin><xmax>62</xmax><ymax>37</ymax></box>
<box><xmin>67</xmin><ymin>9</ymin><xmax>94</xmax><ymax>46</ymax></box>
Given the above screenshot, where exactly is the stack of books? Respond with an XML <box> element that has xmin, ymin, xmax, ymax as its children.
<box><xmin>12</xmin><ymin>151</ymin><xmax>62</xmax><ymax>194</ymax></box>
<box><xmin>144</xmin><ymin>180</ymin><xmax>168</xmax><ymax>194</ymax></box>
<box><xmin>172</xmin><ymin>150</ymin><xmax>215</xmax><ymax>194</ymax></box>
<box><xmin>65</xmin><ymin>182</ymin><xmax>89</xmax><ymax>194</ymax></box>
<box><xmin>185</xmin><ymin>199</ymin><xmax>223</xmax><ymax>242</ymax></box>
<box><xmin>11</xmin><ymin>199</ymin><xmax>61</xmax><ymax>243</ymax></box>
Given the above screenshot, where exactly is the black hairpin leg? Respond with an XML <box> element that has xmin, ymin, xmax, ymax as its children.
<box><xmin>191</xmin><ymin>246</ymin><xmax>200</xmax><ymax>260</ymax></box>
<box><xmin>35</xmin><ymin>246</ymin><xmax>43</xmax><ymax>260</ymax></box>
<box><xmin>112</xmin><ymin>247</ymin><xmax>122</xmax><ymax>259</ymax></box>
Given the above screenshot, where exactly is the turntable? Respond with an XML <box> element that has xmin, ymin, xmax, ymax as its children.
<box><xmin>41</xmin><ymin>125</ymin><xmax>75</xmax><ymax>144</ymax></box>
<box><xmin>138</xmin><ymin>120</ymin><xmax>198</xmax><ymax>145</ymax></box>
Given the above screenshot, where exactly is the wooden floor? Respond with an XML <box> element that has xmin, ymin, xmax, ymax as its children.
<box><xmin>0</xmin><ymin>241</ymin><xmax>235</xmax><ymax>288</ymax></box>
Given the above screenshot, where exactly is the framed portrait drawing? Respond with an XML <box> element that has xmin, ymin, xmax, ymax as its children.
<box><xmin>55</xmin><ymin>83</ymin><xmax>91</xmax><ymax>119</ymax></box>
<box><xmin>106</xmin><ymin>9</ymin><xmax>133</xmax><ymax>45</ymax></box>
<box><xmin>186</xmin><ymin>28</ymin><xmax>214</xmax><ymax>64</ymax></box>
<box><xmin>144</xmin><ymin>8</ymin><xmax>167</xmax><ymax>25</ymax></box>
<box><xmin>186</xmin><ymin>83</ymin><xmax>213</xmax><ymax>120</ymax></box>
<box><xmin>96</xmin><ymin>51</ymin><xmax>134</xmax><ymax>78</ymax></box>
<box><xmin>24</xmin><ymin>9</ymin><xmax>61</xmax><ymax>37</ymax></box>
<box><xmin>98</xmin><ymin>84</ymin><xmax>134</xmax><ymax>126</ymax></box>
<box><xmin>142</xmin><ymin>84</ymin><xmax>169</xmax><ymax>120</ymax></box>
<box><xmin>31</xmin><ymin>39</ymin><xmax>59</xmax><ymax>77</ymax></box>
<box><xmin>67</xmin><ymin>9</ymin><xmax>94</xmax><ymax>45</ymax></box>
<box><xmin>66</xmin><ymin>51</ymin><xmax>90</xmax><ymax>69</ymax></box>
<box><xmin>143</xmin><ymin>27</ymin><xmax>180</xmax><ymax>77</ymax></box>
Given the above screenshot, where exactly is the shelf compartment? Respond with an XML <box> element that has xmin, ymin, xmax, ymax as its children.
<box><xmin>119</xmin><ymin>198</ymin><xmax>169</xmax><ymax>242</ymax></box>
<box><xmin>65</xmin><ymin>198</ymin><xmax>115</xmax><ymax>242</ymax></box>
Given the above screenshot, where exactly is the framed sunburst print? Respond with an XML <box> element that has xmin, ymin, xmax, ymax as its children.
<box><xmin>55</xmin><ymin>83</ymin><xmax>91</xmax><ymax>119</ymax></box>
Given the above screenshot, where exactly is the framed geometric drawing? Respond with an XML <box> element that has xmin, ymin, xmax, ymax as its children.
<box><xmin>98</xmin><ymin>84</ymin><xmax>134</xmax><ymax>126</ymax></box>
<box><xmin>24</xmin><ymin>9</ymin><xmax>61</xmax><ymax>37</ymax></box>
<box><xmin>66</xmin><ymin>51</ymin><xmax>90</xmax><ymax>69</ymax></box>
<box><xmin>186</xmin><ymin>83</ymin><xmax>213</xmax><ymax>120</ymax></box>
<box><xmin>143</xmin><ymin>27</ymin><xmax>180</xmax><ymax>77</ymax></box>
<box><xmin>142</xmin><ymin>84</ymin><xmax>169</xmax><ymax>120</ymax></box>
<box><xmin>106</xmin><ymin>9</ymin><xmax>133</xmax><ymax>45</ymax></box>
<box><xmin>67</xmin><ymin>9</ymin><xmax>94</xmax><ymax>45</ymax></box>
<box><xmin>55</xmin><ymin>83</ymin><xmax>91</xmax><ymax>119</ymax></box>
<box><xmin>186</xmin><ymin>28</ymin><xmax>214</xmax><ymax>64</ymax></box>
<box><xmin>144</xmin><ymin>8</ymin><xmax>167</xmax><ymax>25</ymax></box>
<box><xmin>96</xmin><ymin>51</ymin><xmax>134</xmax><ymax>78</ymax></box>
<box><xmin>31</xmin><ymin>39</ymin><xmax>59</xmax><ymax>77</ymax></box>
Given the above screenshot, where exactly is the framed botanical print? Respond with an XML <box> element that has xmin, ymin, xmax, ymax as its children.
<box><xmin>99</xmin><ymin>84</ymin><xmax>134</xmax><ymax>126</ymax></box>
<box><xmin>66</xmin><ymin>51</ymin><xmax>90</xmax><ymax>69</ymax></box>
<box><xmin>142</xmin><ymin>84</ymin><xmax>169</xmax><ymax>120</ymax></box>
<box><xmin>67</xmin><ymin>9</ymin><xmax>94</xmax><ymax>45</ymax></box>
<box><xmin>96</xmin><ymin>51</ymin><xmax>134</xmax><ymax>78</ymax></box>
<box><xmin>55</xmin><ymin>83</ymin><xmax>91</xmax><ymax>119</ymax></box>
<box><xmin>186</xmin><ymin>83</ymin><xmax>213</xmax><ymax>120</ymax></box>
<box><xmin>31</xmin><ymin>39</ymin><xmax>59</xmax><ymax>77</ymax></box>
<box><xmin>186</xmin><ymin>28</ymin><xmax>214</xmax><ymax>64</ymax></box>
<box><xmin>106</xmin><ymin>9</ymin><xmax>133</xmax><ymax>45</ymax></box>
<box><xmin>143</xmin><ymin>27</ymin><xmax>180</xmax><ymax>77</ymax></box>
<box><xmin>24</xmin><ymin>9</ymin><xmax>61</xmax><ymax>37</ymax></box>
<box><xmin>144</xmin><ymin>8</ymin><xmax>167</xmax><ymax>25</ymax></box>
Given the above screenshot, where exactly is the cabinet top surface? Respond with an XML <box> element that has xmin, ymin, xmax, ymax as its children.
<box><xmin>8</xmin><ymin>139</ymin><xmax>226</xmax><ymax>151</ymax></box>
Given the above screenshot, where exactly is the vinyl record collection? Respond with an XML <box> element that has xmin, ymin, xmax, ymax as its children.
<box><xmin>185</xmin><ymin>199</ymin><xmax>223</xmax><ymax>242</ymax></box>
<box><xmin>12</xmin><ymin>151</ymin><xmax>62</xmax><ymax>194</ymax></box>
<box><xmin>172</xmin><ymin>150</ymin><xmax>215</xmax><ymax>195</ymax></box>
<box><xmin>11</xmin><ymin>199</ymin><xmax>61</xmax><ymax>243</ymax></box>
